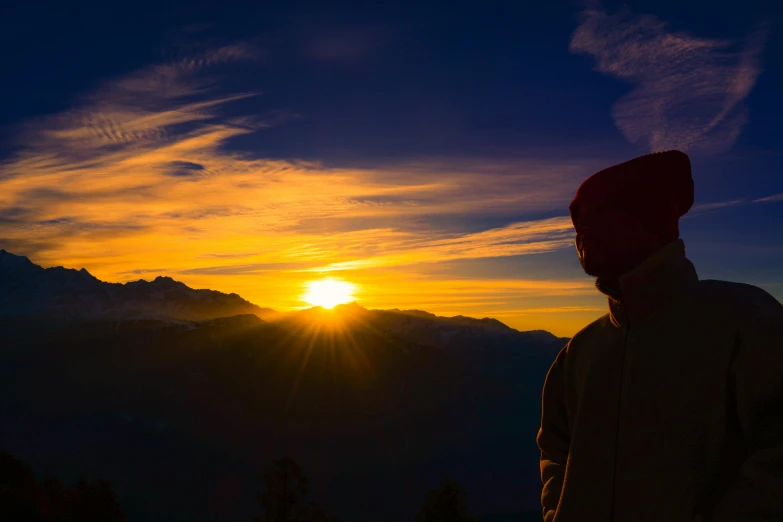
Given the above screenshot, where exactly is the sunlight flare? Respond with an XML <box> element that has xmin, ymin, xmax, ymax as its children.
<box><xmin>302</xmin><ymin>278</ymin><xmax>356</xmax><ymax>308</ymax></box>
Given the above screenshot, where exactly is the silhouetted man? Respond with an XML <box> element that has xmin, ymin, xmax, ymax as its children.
<box><xmin>537</xmin><ymin>150</ymin><xmax>783</xmax><ymax>522</ymax></box>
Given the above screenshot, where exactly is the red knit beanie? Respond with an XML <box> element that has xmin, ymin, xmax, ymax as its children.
<box><xmin>569</xmin><ymin>150</ymin><xmax>694</xmax><ymax>243</ymax></box>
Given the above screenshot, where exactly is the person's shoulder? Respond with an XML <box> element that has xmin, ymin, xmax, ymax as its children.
<box><xmin>696</xmin><ymin>279</ymin><xmax>782</xmax><ymax>310</ymax></box>
<box><xmin>564</xmin><ymin>313</ymin><xmax>614</xmax><ymax>353</ymax></box>
<box><xmin>695</xmin><ymin>279</ymin><xmax>783</xmax><ymax>323</ymax></box>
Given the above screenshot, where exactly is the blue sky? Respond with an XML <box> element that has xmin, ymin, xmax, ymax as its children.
<box><xmin>1</xmin><ymin>0</ymin><xmax>781</xmax><ymax>336</ymax></box>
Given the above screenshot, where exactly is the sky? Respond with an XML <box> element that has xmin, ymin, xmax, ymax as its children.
<box><xmin>1</xmin><ymin>0</ymin><xmax>781</xmax><ymax>337</ymax></box>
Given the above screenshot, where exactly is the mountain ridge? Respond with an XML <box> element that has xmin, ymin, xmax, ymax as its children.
<box><xmin>0</xmin><ymin>248</ymin><xmax>568</xmax><ymax>343</ymax></box>
<box><xmin>0</xmin><ymin>249</ymin><xmax>276</xmax><ymax>322</ymax></box>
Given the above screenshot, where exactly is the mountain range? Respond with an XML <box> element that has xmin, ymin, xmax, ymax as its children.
<box><xmin>0</xmin><ymin>249</ymin><xmax>571</xmax><ymax>522</ymax></box>
<box><xmin>0</xmin><ymin>249</ymin><xmax>276</xmax><ymax>322</ymax></box>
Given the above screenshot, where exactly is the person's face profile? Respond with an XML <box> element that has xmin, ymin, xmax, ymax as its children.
<box><xmin>573</xmin><ymin>199</ymin><xmax>657</xmax><ymax>279</ymax></box>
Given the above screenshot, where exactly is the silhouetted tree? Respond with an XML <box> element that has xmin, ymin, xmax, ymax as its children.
<box><xmin>0</xmin><ymin>450</ymin><xmax>49</xmax><ymax>522</ymax></box>
<box><xmin>68</xmin><ymin>478</ymin><xmax>125</xmax><ymax>522</ymax></box>
<box><xmin>39</xmin><ymin>476</ymin><xmax>66</xmax><ymax>521</ymax></box>
<box><xmin>254</xmin><ymin>456</ymin><xmax>340</xmax><ymax>522</ymax></box>
<box><xmin>0</xmin><ymin>450</ymin><xmax>125</xmax><ymax>522</ymax></box>
<box><xmin>415</xmin><ymin>476</ymin><xmax>481</xmax><ymax>522</ymax></box>
<box><xmin>255</xmin><ymin>456</ymin><xmax>308</xmax><ymax>522</ymax></box>
<box><xmin>298</xmin><ymin>500</ymin><xmax>341</xmax><ymax>522</ymax></box>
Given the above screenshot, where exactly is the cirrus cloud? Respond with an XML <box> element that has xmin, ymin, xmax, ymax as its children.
<box><xmin>0</xmin><ymin>41</ymin><xmax>595</xmax><ymax>315</ymax></box>
<box><xmin>570</xmin><ymin>5</ymin><xmax>770</xmax><ymax>155</ymax></box>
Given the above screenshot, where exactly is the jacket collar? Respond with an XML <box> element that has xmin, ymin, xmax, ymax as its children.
<box><xmin>595</xmin><ymin>238</ymin><xmax>699</xmax><ymax>329</ymax></box>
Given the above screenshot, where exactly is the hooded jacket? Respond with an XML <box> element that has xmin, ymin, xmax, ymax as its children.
<box><xmin>537</xmin><ymin>238</ymin><xmax>783</xmax><ymax>522</ymax></box>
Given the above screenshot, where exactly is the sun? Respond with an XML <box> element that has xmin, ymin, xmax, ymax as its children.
<box><xmin>302</xmin><ymin>278</ymin><xmax>356</xmax><ymax>309</ymax></box>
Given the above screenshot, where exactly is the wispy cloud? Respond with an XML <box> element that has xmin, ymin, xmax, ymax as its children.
<box><xmin>570</xmin><ymin>5</ymin><xmax>769</xmax><ymax>154</ymax></box>
<box><xmin>488</xmin><ymin>306</ymin><xmax>606</xmax><ymax>316</ymax></box>
<box><xmin>0</xmin><ymin>43</ymin><xmax>590</xmax><ymax>321</ymax></box>
<box><xmin>15</xmin><ymin>44</ymin><xmax>263</xmax><ymax>156</ymax></box>
<box><xmin>754</xmin><ymin>192</ymin><xmax>783</xmax><ymax>203</ymax></box>
<box><xmin>300</xmin><ymin>217</ymin><xmax>575</xmax><ymax>272</ymax></box>
<box><xmin>685</xmin><ymin>191</ymin><xmax>783</xmax><ymax>217</ymax></box>
<box><xmin>688</xmin><ymin>198</ymin><xmax>748</xmax><ymax>214</ymax></box>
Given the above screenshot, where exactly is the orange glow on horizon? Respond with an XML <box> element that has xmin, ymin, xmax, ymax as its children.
<box><xmin>0</xmin><ymin>48</ymin><xmax>610</xmax><ymax>339</ymax></box>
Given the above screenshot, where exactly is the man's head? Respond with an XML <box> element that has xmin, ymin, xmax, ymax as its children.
<box><xmin>569</xmin><ymin>150</ymin><xmax>694</xmax><ymax>280</ymax></box>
